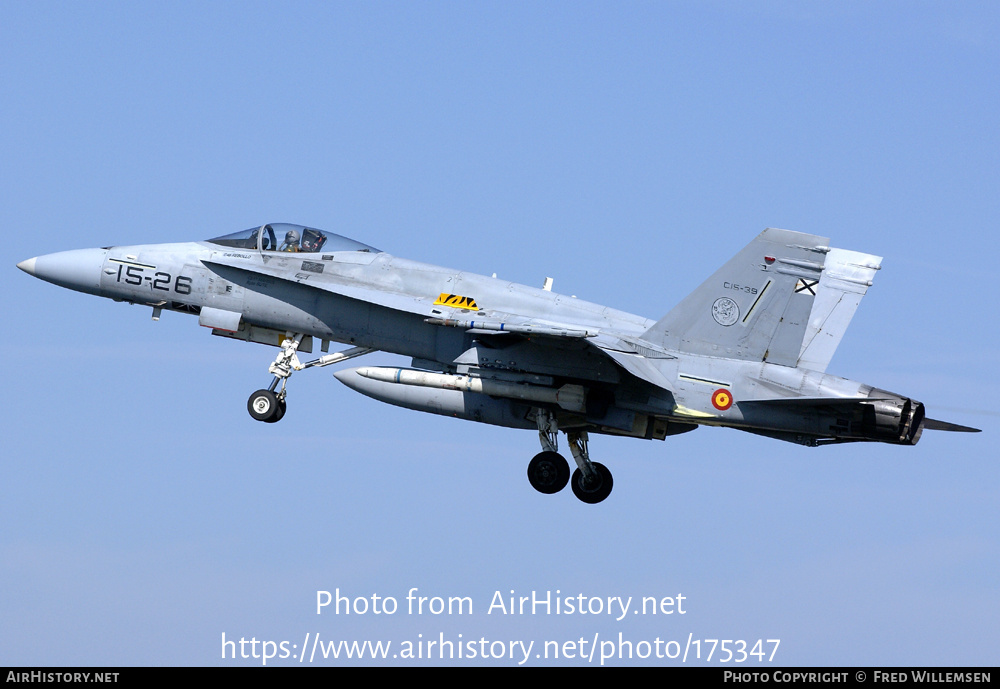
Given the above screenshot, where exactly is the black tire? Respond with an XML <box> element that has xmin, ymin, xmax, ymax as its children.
<box><xmin>248</xmin><ymin>389</ymin><xmax>279</xmax><ymax>422</ymax></box>
<box><xmin>265</xmin><ymin>398</ymin><xmax>287</xmax><ymax>423</ymax></box>
<box><xmin>571</xmin><ymin>462</ymin><xmax>613</xmax><ymax>504</ymax></box>
<box><xmin>527</xmin><ymin>451</ymin><xmax>570</xmax><ymax>494</ymax></box>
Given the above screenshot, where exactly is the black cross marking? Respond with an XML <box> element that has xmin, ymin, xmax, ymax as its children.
<box><xmin>795</xmin><ymin>279</ymin><xmax>818</xmax><ymax>295</ymax></box>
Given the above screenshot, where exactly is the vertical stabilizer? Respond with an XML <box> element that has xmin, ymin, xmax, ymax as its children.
<box><xmin>642</xmin><ymin>228</ymin><xmax>830</xmax><ymax>364</ymax></box>
<box><xmin>796</xmin><ymin>247</ymin><xmax>881</xmax><ymax>372</ymax></box>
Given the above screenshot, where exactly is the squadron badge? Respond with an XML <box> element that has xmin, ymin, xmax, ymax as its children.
<box><xmin>712</xmin><ymin>297</ymin><xmax>739</xmax><ymax>326</ymax></box>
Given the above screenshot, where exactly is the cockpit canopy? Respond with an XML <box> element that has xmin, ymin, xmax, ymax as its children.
<box><xmin>207</xmin><ymin>223</ymin><xmax>380</xmax><ymax>254</ymax></box>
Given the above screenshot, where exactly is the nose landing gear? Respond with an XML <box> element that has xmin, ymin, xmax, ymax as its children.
<box><xmin>247</xmin><ymin>387</ymin><xmax>286</xmax><ymax>423</ymax></box>
<box><xmin>246</xmin><ymin>334</ymin><xmax>373</xmax><ymax>423</ymax></box>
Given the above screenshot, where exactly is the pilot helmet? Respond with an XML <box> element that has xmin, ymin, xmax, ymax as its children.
<box><xmin>285</xmin><ymin>230</ymin><xmax>300</xmax><ymax>245</ymax></box>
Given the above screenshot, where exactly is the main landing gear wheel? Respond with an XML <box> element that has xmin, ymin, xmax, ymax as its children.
<box><xmin>265</xmin><ymin>398</ymin><xmax>287</xmax><ymax>424</ymax></box>
<box><xmin>248</xmin><ymin>389</ymin><xmax>281</xmax><ymax>422</ymax></box>
<box><xmin>527</xmin><ymin>451</ymin><xmax>570</xmax><ymax>494</ymax></box>
<box><xmin>571</xmin><ymin>462</ymin><xmax>613</xmax><ymax>504</ymax></box>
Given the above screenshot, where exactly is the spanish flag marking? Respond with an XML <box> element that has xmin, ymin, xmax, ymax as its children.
<box><xmin>712</xmin><ymin>389</ymin><xmax>733</xmax><ymax>411</ymax></box>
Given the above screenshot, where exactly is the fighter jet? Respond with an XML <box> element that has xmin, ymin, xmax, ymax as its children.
<box><xmin>17</xmin><ymin>223</ymin><xmax>979</xmax><ymax>503</ymax></box>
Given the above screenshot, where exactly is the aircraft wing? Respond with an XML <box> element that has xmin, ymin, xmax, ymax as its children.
<box><xmin>203</xmin><ymin>252</ymin><xmax>683</xmax><ymax>393</ymax></box>
<box><xmin>203</xmin><ymin>251</ymin><xmax>614</xmax><ymax>340</ymax></box>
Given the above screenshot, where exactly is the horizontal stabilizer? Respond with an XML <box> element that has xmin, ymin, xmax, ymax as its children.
<box><xmin>922</xmin><ymin>418</ymin><xmax>981</xmax><ymax>433</ymax></box>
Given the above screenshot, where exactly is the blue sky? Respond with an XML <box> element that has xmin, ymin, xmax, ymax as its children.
<box><xmin>2</xmin><ymin>1</ymin><xmax>997</xmax><ymax>666</ymax></box>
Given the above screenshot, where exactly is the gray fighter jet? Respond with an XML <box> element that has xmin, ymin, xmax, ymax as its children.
<box><xmin>17</xmin><ymin>224</ymin><xmax>979</xmax><ymax>503</ymax></box>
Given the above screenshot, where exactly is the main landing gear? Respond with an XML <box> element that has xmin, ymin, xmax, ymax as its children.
<box><xmin>527</xmin><ymin>409</ymin><xmax>614</xmax><ymax>504</ymax></box>
<box><xmin>246</xmin><ymin>333</ymin><xmax>372</xmax><ymax>423</ymax></box>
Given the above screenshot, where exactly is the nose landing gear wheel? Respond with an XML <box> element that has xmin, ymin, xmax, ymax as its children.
<box><xmin>248</xmin><ymin>389</ymin><xmax>281</xmax><ymax>422</ymax></box>
<box><xmin>571</xmin><ymin>462</ymin><xmax>613</xmax><ymax>504</ymax></box>
<box><xmin>527</xmin><ymin>451</ymin><xmax>570</xmax><ymax>494</ymax></box>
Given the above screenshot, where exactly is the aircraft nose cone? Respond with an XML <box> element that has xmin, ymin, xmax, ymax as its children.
<box><xmin>17</xmin><ymin>248</ymin><xmax>108</xmax><ymax>296</ymax></box>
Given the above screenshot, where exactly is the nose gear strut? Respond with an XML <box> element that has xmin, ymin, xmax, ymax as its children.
<box><xmin>247</xmin><ymin>333</ymin><xmax>373</xmax><ymax>423</ymax></box>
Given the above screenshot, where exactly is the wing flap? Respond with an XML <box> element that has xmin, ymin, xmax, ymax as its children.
<box><xmin>595</xmin><ymin>347</ymin><xmax>676</xmax><ymax>392</ymax></box>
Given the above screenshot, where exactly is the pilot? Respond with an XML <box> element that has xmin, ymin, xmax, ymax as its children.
<box><xmin>280</xmin><ymin>229</ymin><xmax>301</xmax><ymax>252</ymax></box>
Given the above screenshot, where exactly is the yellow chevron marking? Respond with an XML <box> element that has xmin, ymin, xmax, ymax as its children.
<box><xmin>434</xmin><ymin>293</ymin><xmax>479</xmax><ymax>311</ymax></box>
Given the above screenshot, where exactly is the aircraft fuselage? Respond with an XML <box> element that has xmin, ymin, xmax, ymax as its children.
<box><xmin>18</xmin><ymin>224</ymin><xmax>978</xmax><ymax>503</ymax></box>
